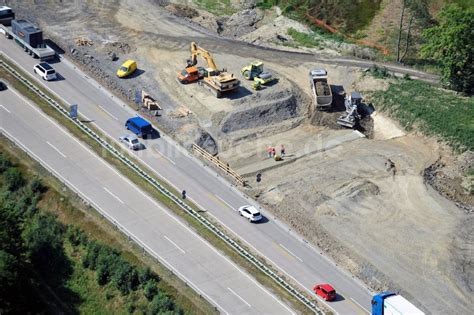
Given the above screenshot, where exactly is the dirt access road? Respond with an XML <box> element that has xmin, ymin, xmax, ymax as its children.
<box><xmin>7</xmin><ymin>0</ymin><xmax>471</xmax><ymax>314</ymax></box>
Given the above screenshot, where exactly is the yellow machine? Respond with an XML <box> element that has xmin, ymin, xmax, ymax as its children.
<box><xmin>185</xmin><ymin>42</ymin><xmax>240</xmax><ymax>98</ymax></box>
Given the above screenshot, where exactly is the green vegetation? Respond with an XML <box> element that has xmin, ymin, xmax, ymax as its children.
<box><xmin>421</xmin><ymin>4</ymin><xmax>474</xmax><ymax>94</ymax></box>
<box><xmin>367</xmin><ymin>78</ymin><xmax>474</xmax><ymax>152</ymax></box>
<box><xmin>257</xmin><ymin>0</ymin><xmax>382</xmax><ymax>33</ymax></box>
<box><xmin>0</xmin><ymin>152</ymin><xmax>187</xmax><ymax>314</ymax></box>
<box><xmin>193</xmin><ymin>0</ymin><xmax>237</xmax><ymax>15</ymax></box>
<box><xmin>0</xmin><ymin>57</ymin><xmax>314</xmax><ymax>313</ymax></box>
<box><xmin>287</xmin><ymin>27</ymin><xmax>319</xmax><ymax>47</ymax></box>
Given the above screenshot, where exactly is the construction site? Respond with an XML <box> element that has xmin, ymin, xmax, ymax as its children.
<box><xmin>3</xmin><ymin>1</ymin><xmax>472</xmax><ymax>314</ymax></box>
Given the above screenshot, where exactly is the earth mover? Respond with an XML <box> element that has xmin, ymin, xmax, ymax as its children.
<box><xmin>241</xmin><ymin>61</ymin><xmax>275</xmax><ymax>86</ymax></box>
<box><xmin>178</xmin><ymin>42</ymin><xmax>240</xmax><ymax>98</ymax></box>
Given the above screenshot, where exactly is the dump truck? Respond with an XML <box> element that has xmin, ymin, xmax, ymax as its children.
<box><xmin>178</xmin><ymin>42</ymin><xmax>240</xmax><ymax>98</ymax></box>
<box><xmin>372</xmin><ymin>292</ymin><xmax>425</xmax><ymax>315</ymax></box>
<box><xmin>309</xmin><ymin>69</ymin><xmax>332</xmax><ymax>110</ymax></box>
<box><xmin>0</xmin><ymin>16</ymin><xmax>56</xmax><ymax>60</ymax></box>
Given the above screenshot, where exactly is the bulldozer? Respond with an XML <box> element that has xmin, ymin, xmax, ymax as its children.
<box><xmin>241</xmin><ymin>61</ymin><xmax>275</xmax><ymax>86</ymax></box>
<box><xmin>178</xmin><ymin>42</ymin><xmax>240</xmax><ymax>98</ymax></box>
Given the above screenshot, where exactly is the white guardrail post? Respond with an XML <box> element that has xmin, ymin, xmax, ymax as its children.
<box><xmin>0</xmin><ymin>56</ymin><xmax>323</xmax><ymax>315</ymax></box>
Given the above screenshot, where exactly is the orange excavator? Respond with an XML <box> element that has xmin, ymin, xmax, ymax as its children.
<box><xmin>177</xmin><ymin>42</ymin><xmax>240</xmax><ymax>98</ymax></box>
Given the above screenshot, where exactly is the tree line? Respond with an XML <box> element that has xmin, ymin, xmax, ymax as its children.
<box><xmin>0</xmin><ymin>152</ymin><xmax>185</xmax><ymax>314</ymax></box>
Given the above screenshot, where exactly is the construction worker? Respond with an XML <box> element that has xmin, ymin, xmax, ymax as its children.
<box><xmin>182</xmin><ymin>190</ymin><xmax>186</xmax><ymax>199</ymax></box>
<box><xmin>267</xmin><ymin>146</ymin><xmax>273</xmax><ymax>158</ymax></box>
<box><xmin>280</xmin><ymin>144</ymin><xmax>285</xmax><ymax>157</ymax></box>
<box><xmin>271</xmin><ymin>147</ymin><xmax>276</xmax><ymax>157</ymax></box>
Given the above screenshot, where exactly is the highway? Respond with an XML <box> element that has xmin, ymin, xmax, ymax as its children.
<box><xmin>0</xmin><ymin>85</ymin><xmax>295</xmax><ymax>315</ymax></box>
<box><xmin>1</xmin><ymin>36</ymin><xmax>373</xmax><ymax>315</ymax></box>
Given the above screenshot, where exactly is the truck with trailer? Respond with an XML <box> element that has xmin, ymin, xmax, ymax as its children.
<box><xmin>372</xmin><ymin>292</ymin><xmax>425</xmax><ymax>315</ymax></box>
<box><xmin>0</xmin><ymin>11</ymin><xmax>55</xmax><ymax>61</ymax></box>
<box><xmin>309</xmin><ymin>69</ymin><xmax>333</xmax><ymax>110</ymax></box>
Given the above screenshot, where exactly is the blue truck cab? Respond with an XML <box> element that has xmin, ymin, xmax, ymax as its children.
<box><xmin>372</xmin><ymin>292</ymin><xmax>424</xmax><ymax>315</ymax></box>
<box><xmin>125</xmin><ymin>117</ymin><xmax>153</xmax><ymax>138</ymax></box>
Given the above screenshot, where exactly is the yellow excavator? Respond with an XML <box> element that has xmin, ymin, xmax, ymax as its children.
<box><xmin>179</xmin><ymin>42</ymin><xmax>240</xmax><ymax>98</ymax></box>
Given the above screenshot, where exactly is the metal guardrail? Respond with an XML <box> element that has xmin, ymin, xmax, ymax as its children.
<box><xmin>0</xmin><ymin>56</ymin><xmax>323</xmax><ymax>314</ymax></box>
<box><xmin>192</xmin><ymin>144</ymin><xmax>246</xmax><ymax>186</ymax></box>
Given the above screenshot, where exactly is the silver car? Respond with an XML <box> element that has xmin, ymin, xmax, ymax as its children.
<box><xmin>119</xmin><ymin>134</ymin><xmax>142</xmax><ymax>150</ymax></box>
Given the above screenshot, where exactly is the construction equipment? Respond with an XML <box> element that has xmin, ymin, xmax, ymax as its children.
<box><xmin>337</xmin><ymin>91</ymin><xmax>362</xmax><ymax>128</ymax></box>
<box><xmin>241</xmin><ymin>61</ymin><xmax>275</xmax><ymax>86</ymax></box>
<box><xmin>178</xmin><ymin>42</ymin><xmax>240</xmax><ymax>98</ymax></box>
<box><xmin>309</xmin><ymin>69</ymin><xmax>332</xmax><ymax>110</ymax></box>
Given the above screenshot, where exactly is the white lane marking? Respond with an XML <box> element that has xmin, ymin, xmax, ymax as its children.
<box><xmin>46</xmin><ymin>141</ymin><xmax>67</xmax><ymax>158</ymax></box>
<box><xmin>103</xmin><ymin>187</ymin><xmax>124</xmax><ymax>204</ymax></box>
<box><xmin>0</xmin><ymin>104</ymin><xmax>11</xmax><ymax>113</ymax></box>
<box><xmin>214</xmin><ymin>194</ymin><xmax>235</xmax><ymax>210</ymax></box>
<box><xmin>98</xmin><ymin>104</ymin><xmax>119</xmax><ymax>121</ymax></box>
<box><xmin>151</xmin><ymin>146</ymin><xmax>176</xmax><ymax>165</ymax></box>
<box><xmin>0</xmin><ymin>92</ymin><xmax>293</xmax><ymax>314</ymax></box>
<box><xmin>164</xmin><ymin>235</ymin><xmax>186</xmax><ymax>254</ymax></box>
<box><xmin>350</xmin><ymin>297</ymin><xmax>370</xmax><ymax>314</ymax></box>
<box><xmin>279</xmin><ymin>243</ymin><xmax>304</xmax><ymax>262</ymax></box>
<box><xmin>3</xmin><ymin>64</ymin><xmax>297</xmax><ymax>314</ymax></box>
<box><xmin>228</xmin><ymin>287</ymin><xmax>251</xmax><ymax>308</ymax></box>
<box><xmin>0</xmin><ymin>127</ymin><xmax>231</xmax><ymax>315</ymax></box>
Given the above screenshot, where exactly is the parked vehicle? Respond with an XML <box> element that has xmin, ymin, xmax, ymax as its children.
<box><xmin>313</xmin><ymin>284</ymin><xmax>336</xmax><ymax>301</ymax></box>
<box><xmin>238</xmin><ymin>205</ymin><xmax>262</xmax><ymax>222</ymax></box>
<box><xmin>0</xmin><ymin>17</ymin><xmax>56</xmax><ymax>60</ymax></box>
<box><xmin>119</xmin><ymin>134</ymin><xmax>142</xmax><ymax>150</ymax></box>
<box><xmin>117</xmin><ymin>59</ymin><xmax>137</xmax><ymax>78</ymax></box>
<box><xmin>0</xmin><ymin>80</ymin><xmax>6</xmax><ymax>91</ymax></box>
<box><xmin>0</xmin><ymin>6</ymin><xmax>15</xmax><ymax>26</ymax></box>
<box><xmin>34</xmin><ymin>62</ymin><xmax>57</xmax><ymax>81</ymax></box>
<box><xmin>309</xmin><ymin>69</ymin><xmax>333</xmax><ymax>110</ymax></box>
<box><xmin>125</xmin><ymin>117</ymin><xmax>153</xmax><ymax>138</ymax></box>
<box><xmin>372</xmin><ymin>292</ymin><xmax>425</xmax><ymax>315</ymax></box>
<box><xmin>177</xmin><ymin>66</ymin><xmax>200</xmax><ymax>84</ymax></box>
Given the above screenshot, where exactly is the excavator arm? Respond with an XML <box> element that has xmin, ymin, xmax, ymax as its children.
<box><xmin>187</xmin><ymin>42</ymin><xmax>218</xmax><ymax>71</ymax></box>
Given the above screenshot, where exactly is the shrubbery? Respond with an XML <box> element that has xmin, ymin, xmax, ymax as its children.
<box><xmin>0</xmin><ymin>152</ymin><xmax>185</xmax><ymax>314</ymax></box>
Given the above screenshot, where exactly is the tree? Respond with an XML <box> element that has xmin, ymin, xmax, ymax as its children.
<box><xmin>421</xmin><ymin>4</ymin><xmax>474</xmax><ymax>93</ymax></box>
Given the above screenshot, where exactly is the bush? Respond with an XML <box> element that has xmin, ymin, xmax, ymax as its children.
<box><xmin>149</xmin><ymin>292</ymin><xmax>175</xmax><ymax>314</ymax></box>
<box><xmin>3</xmin><ymin>168</ymin><xmax>25</xmax><ymax>191</ymax></box>
<box><xmin>0</xmin><ymin>154</ymin><xmax>13</xmax><ymax>173</ymax></box>
<box><xmin>144</xmin><ymin>279</ymin><xmax>159</xmax><ymax>301</ymax></box>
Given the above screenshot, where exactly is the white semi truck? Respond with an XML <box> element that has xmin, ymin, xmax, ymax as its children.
<box><xmin>0</xmin><ymin>7</ymin><xmax>55</xmax><ymax>61</ymax></box>
<box><xmin>372</xmin><ymin>292</ymin><xmax>425</xmax><ymax>315</ymax></box>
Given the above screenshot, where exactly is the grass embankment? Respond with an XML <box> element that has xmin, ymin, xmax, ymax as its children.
<box><xmin>0</xmin><ymin>147</ymin><xmax>202</xmax><ymax>314</ymax></box>
<box><xmin>0</xmin><ymin>56</ymin><xmax>315</xmax><ymax>313</ymax></box>
<box><xmin>367</xmin><ymin>77</ymin><xmax>474</xmax><ymax>152</ymax></box>
<box><xmin>193</xmin><ymin>0</ymin><xmax>237</xmax><ymax>15</ymax></box>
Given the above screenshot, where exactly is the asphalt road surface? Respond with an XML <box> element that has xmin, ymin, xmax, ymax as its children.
<box><xmin>1</xmin><ymin>37</ymin><xmax>374</xmax><ymax>315</ymax></box>
<box><xmin>0</xmin><ymin>85</ymin><xmax>297</xmax><ymax>315</ymax></box>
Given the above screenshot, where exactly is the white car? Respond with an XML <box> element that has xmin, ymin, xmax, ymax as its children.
<box><xmin>33</xmin><ymin>62</ymin><xmax>57</xmax><ymax>81</ymax></box>
<box><xmin>238</xmin><ymin>205</ymin><xmax>262</xmax><ymax>222</ymax></box>
<box><xmin>119</xmin><ymin>134</ymin><xmax>142</xmax><ymax>150</ymax></box>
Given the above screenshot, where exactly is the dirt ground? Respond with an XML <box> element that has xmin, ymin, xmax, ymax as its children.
<box><xmin>7</xmin><ymin>0</ymin><xmax>472</xmax><ymax>313</ymax></box>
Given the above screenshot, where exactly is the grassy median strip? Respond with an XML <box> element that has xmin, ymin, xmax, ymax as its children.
<box><xmin>0</xmin><ymin>139</ymin><xmax>212</xmax><ymax>314</ymax></box>
<box><xmin>0</xmin><ymin>56</ymin><xmax>319</xmax><ymax>313</ymax></box>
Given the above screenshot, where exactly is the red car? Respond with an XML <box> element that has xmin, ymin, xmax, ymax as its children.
<box><xmin>313</xmin><ymin>284</ymin><xmax>336</xmax><ymax>301</ymax></box>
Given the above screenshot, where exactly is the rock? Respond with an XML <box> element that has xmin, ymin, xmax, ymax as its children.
<box><xmin>195</xmin><ymin>130</ymin><xmax>218</xmax><ymax>156</ymax></box>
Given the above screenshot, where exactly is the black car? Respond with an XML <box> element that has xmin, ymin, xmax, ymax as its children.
<box><xmin>0</xmin><ymin>80</ymin><xmax>7</xmax><ymax>91</ymax></box>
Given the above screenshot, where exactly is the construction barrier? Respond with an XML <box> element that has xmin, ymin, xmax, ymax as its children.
<box><xmin>192</xmin><ymin>144</ymin><xmax>246</xmax><ymax>186</ymax></box>
<box><xmin>0</xmin><ymin>54</ymin><xmax>323</xmax><ymax>314</ymax></box>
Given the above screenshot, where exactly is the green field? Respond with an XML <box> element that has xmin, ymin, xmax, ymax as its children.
<box><xmin>368</xmin><ymin>79</ymin><xmax>474</xmax><ymax>152</ymax></box>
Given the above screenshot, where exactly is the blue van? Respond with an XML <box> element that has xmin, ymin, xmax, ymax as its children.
<box><xmin>125</xmin><ymin>117</ymin><xmax>153</xmax><ymax>138</ymax></box>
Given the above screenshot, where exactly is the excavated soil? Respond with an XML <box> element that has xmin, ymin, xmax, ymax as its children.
<box><xmin>7</xmin><ymin>1</ymin><xmax>473</xmax><ymax>314</ymax></box>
